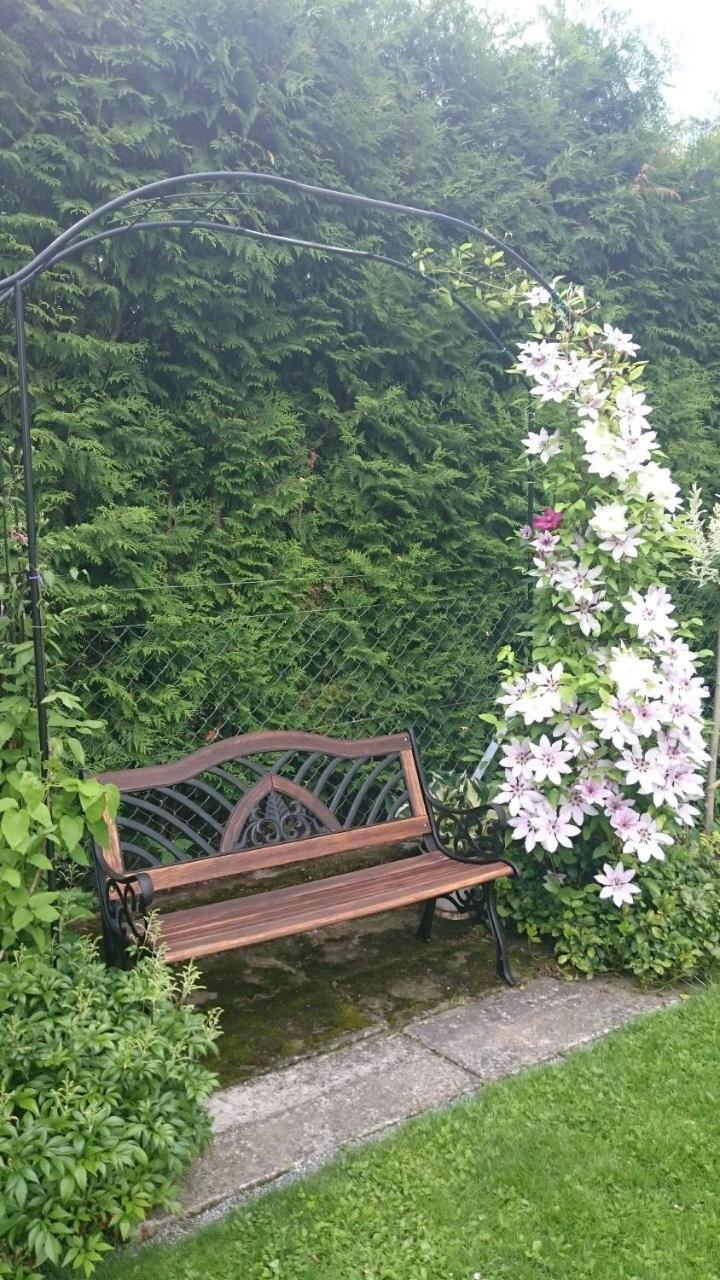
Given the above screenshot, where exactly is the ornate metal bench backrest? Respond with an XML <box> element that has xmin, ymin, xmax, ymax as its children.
<box><xmin>95</xmin><ymin>730</ymin><xmax>434</xmax><ymax>883</ymax></box>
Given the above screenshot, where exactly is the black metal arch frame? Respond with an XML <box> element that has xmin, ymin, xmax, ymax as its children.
<box><xmin>0</xmin><ymin>170</ymin><xmax>560</xmax><ymax>788</ymax></box>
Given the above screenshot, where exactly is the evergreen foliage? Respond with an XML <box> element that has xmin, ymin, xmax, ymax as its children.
<box><xmin>0</xmin><ymin>0</ymin><xmax>718</xmax><ymax>766</ymax></box>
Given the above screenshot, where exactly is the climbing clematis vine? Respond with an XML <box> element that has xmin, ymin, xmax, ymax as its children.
<box><xmin>492</xmin><ymin>280</ymin><xmax>709</xmax><ymax>905</ymax></box>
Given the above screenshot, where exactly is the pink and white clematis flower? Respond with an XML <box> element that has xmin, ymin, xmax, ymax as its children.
<box><xmin>621</xmin><ymin>814</ymin><xmax>674</xmax><ymax>863</ymax></box>
<box><xmin>516</xmin><ymin>340</ymin><xmax>560</xmax><ymax>378</ymax></box>
<box><xmin>529</xmin><ymin>734</ymin><xmax>574</xmax><ymax>785</ymax></box>
<box><xmin>530</xmin><ymin>369</ymin><xmax>571</xmax><ymax>404</ymax></box>
<box><xmin>522</xmin><ymin>427</ymin><xmax>562</xmax><ymax>464</ymax></box>
<box><xmin>608</xmin><ymin>803</ymin><xmax>640</xmax><ymax>840</ymax></box>
<box><xmin>556</xmin><ymin>561</ymin><xmax>604</xmax><ymax>604</ymax></box>
<box><xmin>588</xmin><ymin>502</ymin><xmax>644</xmax><ymax>559</ymax></box>
<box><xmin>591</xmin><ymin>699</ymin><xmax>639</xmax><ymax>751</ymax></box>
<box><xmin>602</xmin><ymin>324</ymin><xmax>640</xmax><ymax>358</ymax></box>
<box><xmin>623</xmin><ymin>586</ymin><xmax>676</xmax><ymax>642</ymax></box>
<box><xmin>492</xmin><ymin>773</ymin><xmax>543</xmax><ymax>817</ymax></box>
<box><xmin>563</xmin><ymin>593</ymin><xmax>611</xmax><ymax>637</ymax></box>
<box><xmin>613</xmin><ymin>386</ymin><xmax>652</xmax><ymax>432</ymax></box>
<box><xmin>575</xmin><ymin>382</ymin><xmax>609</xmax><ymax>423</ymax></box>
<box><xmin>595</xmin><ymin>862</ymin><xmax>641</xmax><ymax>907</ymax></box>
<box><xmin>532</xmin><ymin>802</ymin><xmax>581</xmax><ymax>853</ymax></box>
<box><xmin>554</xmin><ymin>723</ymin><xmax>597</xmax><ymax>759</ymax></box>
<box><xmin>499</xmin><ymin>737</ymin><xmax>535</xmax><ymax>777</ymax></box>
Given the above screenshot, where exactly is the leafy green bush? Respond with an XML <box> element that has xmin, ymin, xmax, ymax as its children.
<box><xmin>0</xmin><ymin>937</ymin><xmax>220</xmax><ymax>1279</ymax></box>
<box><xmin>503</xmin><ymin>834</ymin><xmax>720</xmax><ymax>981</ymax></box>
<box><xmin>0</xmin><ymin>635</ymin><xmax>119</xmax><ymax>956</ymax></box>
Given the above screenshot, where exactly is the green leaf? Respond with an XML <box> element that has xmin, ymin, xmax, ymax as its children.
<box><xmin>30</xmin><ymin>899</ymin><xmax>59</xmax><ymax>924</ymax></box>
<box><xmin>2</xmin><ymin>807</ymin><xmax>30</xmax><ymax>850</ymax></box>
<box><xmin>59</xmin><ymin>814</ymin><xmax>84</xmax><ymax>851</ymax></box>
<box><xmin>9</xmin><ymin>771</ymin><xmax>45</xmax><ymax>810</ymax></box>
<box><xmin>65</xmin><ymin>735</ymin><xmax>86</xmax><ymax>765</ymax></box>
<box><xmin>11</xmin><ymin>906</ymin><xmax>32</xmax><ymax>931</ymax></box>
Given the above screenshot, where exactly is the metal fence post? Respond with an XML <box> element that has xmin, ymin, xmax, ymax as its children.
<box><xmin>13</xmin><ymin>283</ymin><xmax>51</xmax><ymax>777</ymax></box>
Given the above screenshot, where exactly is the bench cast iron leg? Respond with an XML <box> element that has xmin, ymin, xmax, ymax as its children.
<box><xmin>417</xmin><ymin>897</ymin><xmax>436</xmax><ymax>942</ymax></box>
<box><xmin>101</xmin><ymin>919</ymin><xmax>130</xmax><ymax>969</ymax></box>
<box><xmin>481</xmin><ymin>882</ymin><xmax>517</xmax><ymax>987</ymax></box>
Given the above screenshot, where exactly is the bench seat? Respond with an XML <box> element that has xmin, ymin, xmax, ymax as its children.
<box><xmin>159</xmin><ymin>851</ymin><xmax>512</xmax><ymax>961</ymax></box>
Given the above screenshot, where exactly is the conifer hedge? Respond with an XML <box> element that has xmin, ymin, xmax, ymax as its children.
<box><xmin>0</xmin><ymin>0</ymin><xmax>718</xmax><ymax>767</ymax></box>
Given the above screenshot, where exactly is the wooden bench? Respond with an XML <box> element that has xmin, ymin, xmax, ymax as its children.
<box><xmin>93</xmin><ymin>730</ymin><xmax>517</xmax><ymax>984</ymax></box>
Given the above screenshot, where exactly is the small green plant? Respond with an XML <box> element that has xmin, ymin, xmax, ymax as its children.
<box><xmin>0</xmin><ymin>936</ymin><xmax>220</xmax><ymax>1279</ymax></box>
<box><xmin>501</xmin><ymin>831</ymin><xmax>720</xmax><ymax>980</ymax></box>
<box><xmin>0</xmin><ymin>463</ymin><xmax>119</xmax><ymax>954</ymax></box>
<box><xmin>0</xmin><ymin>637</ymin><xmax>119</xmax><ymax>956</ymax></box>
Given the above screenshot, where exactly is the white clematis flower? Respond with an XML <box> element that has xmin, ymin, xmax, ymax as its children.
<box><xmin>623</xmin><ymin>586</ymin><xmax>676</xmax><ymax>642</ymax></box>
<box><xmin>595</xmin><ymin>862</ymin><xmax>641</xmax><ymax>907</ymax></box>
<box><xmin>621</xmin><ymin>814</ymin><xmax>674</xmax><ymax>863</ymax></box>
<box><xmin>529</xmin><ymin>734</ymin><xmax>574</xmax><ymax>785</ymax></box>
<box><xmin>602</xmin><ymin>324</ymin><xmax>640</xmax><ymax>358</ymax></box>
<box><xmin>522</xmin><ymin>427</ymin><xmax>562</xmax><ymax>464</ymax></box>
<box><xmin>524</xmin><ymin>286</ymin><xmax>551</xmax><ymax>308</ymax></box>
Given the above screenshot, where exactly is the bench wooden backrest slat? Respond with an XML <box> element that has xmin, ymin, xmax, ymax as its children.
<box><xmin>140</xmin><ymin>816</ymin><xmax>432</xmax><ymax>894</ymax></box>
<box><xmin>400</xmin><ymin>748</ymin><xmax>426</xmax><ymax>818</ymax></box>
<box><xmin>96</xmin><ymin>730</ymin><xmax>433</xmax><ymax>885</ymax></box>
<box><xmin>96</xmin><ymin>731</ymin><xmax>413</xmax><ymax>790</ymax></box>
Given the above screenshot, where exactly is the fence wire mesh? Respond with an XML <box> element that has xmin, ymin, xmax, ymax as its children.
<box><xmin>53</xmin><ymin>572</ymin><xmax>716</xmax><ymax>780</ymax></box>
<box><xmin>55</xmin><ymin>579</ymin><xmax>526</xmax><ymax>776</ymax></box>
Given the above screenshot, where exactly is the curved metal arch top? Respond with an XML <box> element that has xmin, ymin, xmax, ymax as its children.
<box><xmin>0</xmin><ymin>170</ymin><xmax>564</xmax><ymax>319</ymax></box>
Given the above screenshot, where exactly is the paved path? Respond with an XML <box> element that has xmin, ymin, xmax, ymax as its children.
<box><xmin>145</xmin><ymin>976</ymin><xmax>677</xmax><ymax>1241</ymax></box>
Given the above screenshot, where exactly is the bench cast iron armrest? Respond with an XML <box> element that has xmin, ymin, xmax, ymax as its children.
<box><xmin>430</xmin><ymin>799</ymin><xmax>518</xmax><ymax>874</ymax></box>
<box><xmin>94</xmin><ymin>847</ymin><xmax>155</xmax><ymax>953</ymax></box>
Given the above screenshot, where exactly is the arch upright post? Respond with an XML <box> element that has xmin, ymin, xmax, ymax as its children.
<box><xmin>13</xmin><ymin>283</ymin><xmax>50</xmax><ymax>776</ymax></box>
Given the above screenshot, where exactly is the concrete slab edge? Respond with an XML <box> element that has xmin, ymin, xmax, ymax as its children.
<box><xmin>137</xmin><ymin>980</ymin><xmax>681</xmax><ymax>1248</ymax></box>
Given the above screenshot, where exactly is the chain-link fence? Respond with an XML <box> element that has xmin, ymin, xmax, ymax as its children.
<box><xmin>55</xmin><ymin>578</ymin><xmax>525</xmax><ymax>776</ymax></box>
<box><xmin>54</xmin><ymin>571</ymin><xmax>717</xmax><ymax>781</ymax></box>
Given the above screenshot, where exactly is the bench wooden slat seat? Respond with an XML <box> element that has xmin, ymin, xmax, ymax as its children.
<box><xmin>92</xmin><ymin>729</ymin><xmax>518</xmax><ymax>985</ymax></box>
<box><xmin>159</xmin><ymin>852</ymin><xmax>513</xmax><ymax>962</ymax></box>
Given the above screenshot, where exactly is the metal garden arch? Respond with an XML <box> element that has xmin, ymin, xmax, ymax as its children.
<box><xmin>0</xmin><ymin>170</ymin><xmax>562</xmax><ymax>777</ymax></box>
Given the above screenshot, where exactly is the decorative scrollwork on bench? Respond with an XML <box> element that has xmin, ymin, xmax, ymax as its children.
<box><xmin>238</xmin><ymin>790</ymin><xmax>330</xmax><ymax>848</ymax></box>
<box><xmin>431</xmin><ymin>799</ymin><xmax>514</xmax><ymax>867</ymax></box>
<box><xmin>98</xmin><ymin>869</ymin><xmax>154</xmax><ymax>964</ymax></box>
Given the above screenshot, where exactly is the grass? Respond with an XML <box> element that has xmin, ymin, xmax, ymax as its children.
<box><xmin>100</xmin><ymin>986</ymin><xmax>720</xmax><ymax>1280</ymax></box>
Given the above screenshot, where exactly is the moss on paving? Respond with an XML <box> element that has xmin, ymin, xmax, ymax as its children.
<box><xmin>191</xmin><ymin>911</ymin><xmax>543</xmax><ymax>1086</ymax></box>
<box><xmin>168</xmin><ymin>847</ymin><xmax>545</xmax><ymax>1085</ymax></box>
<box><xmin>102</xmin><ymin>986</ymin><xmax>720</xmax><ymax>1280</ymax></box>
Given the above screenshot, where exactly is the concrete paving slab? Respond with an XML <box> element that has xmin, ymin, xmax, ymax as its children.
<box><xmin>404</xmin><ymin>976</ymin><xmax>676</xmax><ymax>1080</ymax></box>
<box><xmin>144</xmin><ymin>975</ymin><xmax>679</xmax><ymax>1241</ymax></box>
<box><xmin>173</xmin><ymin>1032</ymin><xmax>475</xmax><ymax>1219</ymax></box>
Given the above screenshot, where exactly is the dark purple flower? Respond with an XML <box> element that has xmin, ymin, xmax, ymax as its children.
<box><xmin>532</xmin><ymin>507</ymin><xmax>563</xmax><ymax>533</ymax></box>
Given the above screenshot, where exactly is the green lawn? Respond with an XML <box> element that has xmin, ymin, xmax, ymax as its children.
<box><xmin>101</xmin><ymin>987</ymin><xmax>720</xmax><ymax>1280</ymax></box>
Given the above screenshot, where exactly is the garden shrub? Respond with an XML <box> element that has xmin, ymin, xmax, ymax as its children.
<box><xmin>0</xmin><ymin>936</ymin><xmax>220</xmax><ymax>1279</ymax></box>
<box><xmin>502</xmin><ymin>832</ymin><xmax>720</xmax><ymax>981</ymax></box>
<box><xmin>0</xmin><ymin>660</ymin><xmax>115</xmax><ymax>954</ymax></box>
